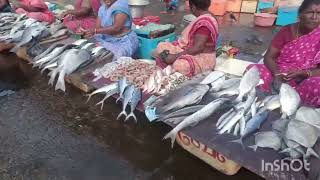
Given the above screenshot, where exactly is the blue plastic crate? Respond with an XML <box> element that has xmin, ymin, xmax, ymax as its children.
<box><xmin>256</xmin><ymin>1</ymin><xmax>274</xmax><ymax>13</ymax></box>
<box><xmin>136</xmin><ymin>32</ymin><xmax>177</xmax><ymax>59</ymax></box>
<box><xmin>276</xmin><ymin>6</ymin><xmax>299</xmax><ymax>26</ymax></box>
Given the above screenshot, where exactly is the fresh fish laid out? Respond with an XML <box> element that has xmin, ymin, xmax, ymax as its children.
<box><xmin>10</xmin><ymin>24</ymin><xmax>48</xmax><ymax>52</ymax></box>
<box><xmin>249</xmin><ymin>131</ymin><xmax>282</xmax><ymax>151</ymax></box>
<box><xmin>200</xmin><ymin>71</ymin><xmax>225</xmax><ymax>85</ymax></box>
<box><xmin>50</xmin><ymin>28</ymin><xmax>69</xmax><ymax>38</ymax></box>
<box><xmin>154</xmin><ymin>84</ymin><xmax>209</xmax><ymax>114</ymax></box>
<box><xmin>164</xmin><ymin>98</ymin><xmax>231</xmax><ymax>147</ymax></box>
<box><xmin>295</xmin><ymin>106</ymin><xmax>320</xmax><ymax>129</ymax></box>
<box><xmin>49</xmin><ymin>22</ymin><xmax>65</xmax><ymax>34</ymax></box>
<box><xmin>49</xmin><ymin>49</ymin><xmax>92</xmax><ymax>92</ymax></box>
<box><xmin>117</xmin><ymin>85</ymin><xmax>135</xmax><ymax>120</ymax></box>
<box><xmin>86</xmin><ymin>82</ymin><xmax>118</xmax><ymax>103</ymax></box>
<box><xmin>33</xmin><ymin>43</ymin><xmax>62</xmax><ymax>62</ymax></box>
<box><xmin>125</xmin><ymin>87</ymin><xmax>142</xmax><ymax>122</ymax></box>
<box><xmin>285</xmin><ymin>120</ymin><xmax>319</xmax><ymax>148</ymax></box>
<box><xmin>210</xmin><ymin>76</ymin><xmax>226</xmax><ymax>92</ymax></box>
<box><xmin>279</xmin><ymin>83</ymin><xmax>301</xmax><ymax>118</ymax></box>
<box><xmin>96</xmin><ymin>86</ymin><xmax>119</xmax><ymax>110</ymax></box>
<box><xmin>236</xmin><ymin>66</ymin><xmax>262</xmax><ymax>102</ymax></box>
<box><xmin>158</xmin><ymin>105</ymin><xmax>205</xmax><ymax>122</ymax></box>
<box><xmin>232</xmin><ymin>109</ymin><xmax>270</xmax><ymax>147</ymax></box>
<box><xmin>116</xmin><ymin>77</ymin><xmax>129</xmax><ymax>103</ymax></box>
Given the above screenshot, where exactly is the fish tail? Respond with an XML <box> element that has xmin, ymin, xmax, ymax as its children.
<box><xmin>95</xmin><ymin>99</ymin><xmax>105</xmax><ymax>110</ymax></box>
<box><xmin>48</xmin><ymin>68</ymin><xmax>58</xmax><ymax>86</ymax></box>
<box><xmin>116</xmin><ymin>111</ymin><xmax>127</xmax><ymax>120</ymax></box>
<box><xmin>163</xmin><ymin>129</ymin><xmax>178</xmax><ymax>148</ymax></box>
<box><xmin>306</xmin><ymin>148</ymin><xmax>320</xmax><ymax>159</ymax></box>
<box><xmin>231</xmin><ymin>138</ymin><xmax>245</xmax><ymax>149</ymax></box>
<box><xmin>116</xmin><ymin>96</ymin><xmax>121</xmax><ymax>104</ymax></box>
<box><xmin>248</xmin><ymin>145</ymin><xmax>258</xmax><ymax>151</ymax></box>
<box><xmin>125</xmin><ymin>112</ymin><xmax>137</xmax><ymax>123</ymax></box>
<box><xmin>55</xmin><ymin>72</ymin><xmax>66</xmax><ymax>92</ymax></box>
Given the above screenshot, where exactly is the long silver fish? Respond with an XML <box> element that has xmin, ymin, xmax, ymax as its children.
<box><xmin>155</xmin><ymin>84</ymin><xmax>209</xmax><ymax>114</ymax></box>
<box><xmin>96</xmin><ymin>86</ymin><xmax>119</xmax><ymax>110</ymax></box>
<box><xmin>86</xmin><ymin>82</ymin><xmax>118</xmax><ymax>103</ymax></box>
<box><xmin>232</xmin><ymin>109</ymin><xmax>270</xmax><ymax>147</ymax></box>
<box><xmin>158</xmin><ymin>105</ymin><xmax>205</xmax><ymax>122</ymax></box>
<box><xmin>116</xmin><ymin>77</ymin><xmax>129</xmax><ymax>103</ymax></box>
<box><xmin>249</xmin><ymin>131</ymin><xmax>282</xmax><ymax>151</ymax></box>
<box><xmin>50</xmin><ymin>49</ymin><xmax>92</xmax><ymax>92</ymax></box>
<box><xmin>218</xmin><ymin>108</ymin><xmax>244</xmax><ymax>134</ymax></box>
<box><xmin>117</xmin><ymin>85</ymin><xmax>135</xmax><ymax>120</ymax></box>
<box><xmin>209</xmin><ymin>76</ymin><xmax>226</xmax><ymax>92</ymax></box>
<box><xmin>280</xmin><ymin>83</ymin><xmax>301</xmax><ymax>118</ymax></box>
<box><xmin>200</xmin><ymin>71</ymin><xmax>225</xmax><ymax>85</ymax></box>
<box><xmin>235</xmin><ymin>66</ymin><xmax>262</xmax><ymax>102</ymax></box>
<box><xmin>33</xmin><ymin>43</ymin><xmax>61</xmax><ymax>61</ymax></box>
<box><xmin>164</xmin><ymin>98</ymin><xmax>231</xmax><ymax>147</ymax></box>
<box><xmin>125</xmin><ymin>87</ymin><xmax>142</xmax><ymax>122</ymax></box>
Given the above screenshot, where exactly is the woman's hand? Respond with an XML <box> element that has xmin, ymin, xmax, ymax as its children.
<box><xmin>82</xmin><ymin>29</ymin><xmax>95</xmax><ymax>38</ymax></box>
<box><xmin>285</xmin><ymin>70</ymin><xmax>308</xmax><ymax>80</ymax></box>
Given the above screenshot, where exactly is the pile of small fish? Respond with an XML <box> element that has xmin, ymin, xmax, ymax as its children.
<box><xmin>86</xmin><ymin>77</ymin><xmax>142</xmax><ymax>122</ymax></box>
<box><xmin>30</xmin><ymin>39</ymin><xmax>112</xmax><ymax>92</ymax></box>
<box><xmin>93</xmin><ymin>57</ymin><xmax>134</xmax><ymax>81</ymax></box>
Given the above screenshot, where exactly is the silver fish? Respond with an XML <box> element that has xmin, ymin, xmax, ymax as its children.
<box><xmin>233</xmin><ymin>122</ymin><xmax>240</xmax><ymax>136</ymax></box>
<box><xmin>271</xmin><ymin>118</ymin><xmax>290</xmax><ymax>134</ymax></box>
<box><xmin>117</xmin><ymin>85</ymin><xmax>135</xmax><ymax>120</ymax></box>
<box><xmin>73</xmin><ymin>39</ymin><xmax>88</xmax><ymax>46</ymax></box>
<box><xmin>218</xmin><ymin>78</ymin><xmax>241</xmax><ymax>91</ymax></box>
<box><xmin>49</xmin><ymin>23</ymin><xmax>65</xmax><ymax>34</ymax></box>
<box><xmin>86</xmin><ymin>82</ymin><xmax>118</xmax><ymax>103</ymax></box>
<box><xmin>164</xmin><ymin>98</ymin><xmax>230</xmax><ymax>147</ymax></box>
<box><xmin>285</xmin><ymin>119</ymin><xmax>319</xmax><ymax>148</ymax></box>
<box><xmin>164</xmin><ymin>116</ymin><xmax>188</xmax><ymax>125</ymax></box>
<box><xmin>235</xmin><ymin>66</ymin><xmax>261</xmax><ymax>102</ymax></box>
<box><xmin>158</xmin><ymin>105</ymin><xmax>205</xmax><ymax>122</ymax></box>
<box><xmin>96</xmin><ymin>86</ymin><xmax>119</xmax><ymax>110</ymax></box>
<box><xmin>232</xmin><ymin>109</ymin><xmax>270</xmax><ymax>147</ymax></box>
<box><xmin>211</xmin><ymin>87</ymin><xmax>239</xmax><ymax>98</ymax></box>
<box><xmin>33</xmin><ymin>43</ymin><xmax>61</xmax><ymax>62</ymax></box>
<box><xmin>218</xmin><ymin>108</ymin><xmax>244</xmax><ymax>134</ymax></box>
<box><xmin>50</xmin><ymin>28</ymin><xmax>69</xmax><ymax>38</ymax></box>
<box><xmin>50</xmin><ymin>49</ymin><xmax>92</xmax><ymax>92</ymax></box>
<box><xmin>280</xmin><ymin>83</ymin><xmax>301</xmax><ymax>118</ymax></box>
<box><xmin>155</xmin><ymin>84</ymin><xmax>209</xmax><ymax>114</ymax></box>
<box><xmin>116</xmin><ymin>77</ymin><xmax>129</xmax><ymax>103</ymax></box>
<box><xmin>81</xmin><ymin>43</ymin><xmax>96</xmax><ymax>51</ymax></box>
<box><xmin>295</xmin><ymin>106</ymin><xmax>320</xmax><ymax>129</ymax></box>
<box><xmin>210</xmin><ymin>75</ymin><xmax>226</xmax><ymax>92</ymax></box>
<box><xmin>200</xmin><ymin>71</ymin><xmax>225</xmax><ymax>85</ymax></box>
<box><xmin>249</xmin><ymin>131</ymin><xmax>282</xmax><ymax>151</ymax></box>
<box><xmin>10</xmin><ymin>24</ymin><xmax>48</xmax><ymax>52</ymax></box>
<box><xmin>125</xmin><ymin>87</ymin><xmax>142</xmax><ymax>122</ymax></box>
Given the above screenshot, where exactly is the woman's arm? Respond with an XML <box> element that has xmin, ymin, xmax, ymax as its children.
<box><xmin>65</xmin><ymin>8</ymin><xmax>91</xmax><ymax>17</ymax></box>
<box><xmin>95</xmin><ymin>13</ymin><xmax>128</xmax><ymax>35</ymax></box>
<box><xmin>16</xmin><ymin>3</ymin><xmax>44</xmax><ymax>12</ymax></box>
<box><xmin>264</xmin><ymin>46</ymin><xmax>281</xmax><ymax>75</ymax></box>
<box><xmin>165</xmin><ymin>34</ymin><xmax>208</xmax><ymax>64</ymax></box>
<box><xmin>95</xmin><ymin>17</ymin><xmax>101</xmax><ymax>29</ymax></box>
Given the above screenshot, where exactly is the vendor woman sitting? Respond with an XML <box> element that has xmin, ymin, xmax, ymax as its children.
<box><xmin>154</xmin><ymin>0</ymin><xmax>218</xmax><ymax>77</ymax></box>
<box><xmin>83</xmin><ymin>0</ymin><xmax>139</xmax><ymax>58</ymax></box>
<box><xmin>247</xmin><ymin>0</ymin><xmax>320</xmax><ymax>107</ymax></box>
<box><xmin>61</xmin><ymin>0</ymin><xmax>100</xmax><ymax>32</ymax></box>
<box><xmin>15</xmin><ymin>0</ymin><xmax>55</xmax><ymax>23</ymax></box>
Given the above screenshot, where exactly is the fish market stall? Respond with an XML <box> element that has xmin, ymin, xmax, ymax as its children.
<box><xmin>1</xmin><ymin>12</ymin><xmax>316</xmax><ymax>180</ymax></box>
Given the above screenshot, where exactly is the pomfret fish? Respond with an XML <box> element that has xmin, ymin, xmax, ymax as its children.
<box><xmin>285</xmin><ymin>119</ymin><xmax>319</xmax><ymax>148</ymax></box>
<box><xmin>164</xmin><ymin>98</ymin><xmax>231</xmax><ymax>147</ymax></box>
<box><xmin>116</xmin><ymin>77</ymin><xmax>129</xmax><ymax>103</ymax></box>
<box><xmin>86</xmin><ymin>82</ymin><xmax>118</xmax><ymax>103</ymax></box>
<box><xmin>125</xmin><ymin>87</ymin><xmax>142</xmax><ymax>122</ymax></box>
<box><xmin>249</xmin><ymin>131</ymin><xmax>282</xmax><ymax>151</ymax></box>
<box><xmin>232</xmin><ymin>109</ymin><xmax>270</xmax><ymax>147</ymax></box>
<box><xmin>271</xmin><ymin>118</ymin><xmax>290</xmax><ymax>134</ymax></box>
<box><xmin>155</xmin><ymin>84</ymin><xmax>209</xmax><ymax>114</ymax></box>
<box><xmin>280</xmin><ymin>83</ymin><xmax>301</xmax><ymax>118</ymax></box>
<box><xmin>236</xmin><ymin>66</ymin><xmax>262</xmax><ymax>102</ymax></box>
<box><xmin>200</xmin><ymin>71</ymin><xmax>225</xmax><ymax>85</ymax></box>
<box><xmin>117</xmin><ymin>85</ymin><xmax>135</xmax><ymax>120</ymax></box>
<box><xmin>295</xmin><ymin>106</ymin><xmax>320</xmax><ymax>129</ymax></box>
<box><xmin>50</xmin><ymin>49</ymin><xmax>92</xmax><ymax>91</ymax></box>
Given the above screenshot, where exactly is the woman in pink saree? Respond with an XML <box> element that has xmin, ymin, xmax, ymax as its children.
<box><xmin>154</xmin><ymin>0</ymin><xmax>218</xmax><ymax>77</ymax></box>
<box><xmin>15</xmin><ymin>0</ymin><xmax>55</xmax><ymax>23</ymax></box>
<box><xmin>248</xmin><ymin>0</ymin><xmax>320</xmax><ymax>108</ymax></box>
<box><xmin>61</xmin><ymin>0</ymin><xmax>100</xmax><ymax>32</ymax></box>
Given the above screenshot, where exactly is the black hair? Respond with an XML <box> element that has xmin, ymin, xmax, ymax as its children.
<box><xmin>299</xmin><ymin>0</ymin><xmax>320</xmax><ymax>13</ymax></box>
<box><xmin>189</xmin><ymin>0</ymin><xmax>211</xmax><ymax>10</ymax></box>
